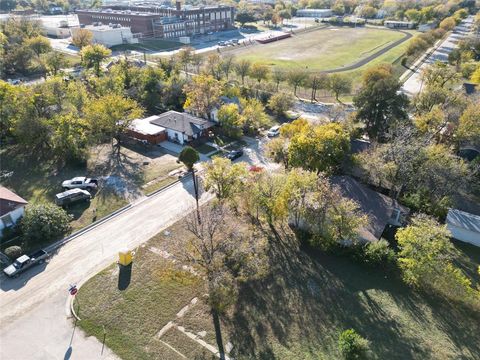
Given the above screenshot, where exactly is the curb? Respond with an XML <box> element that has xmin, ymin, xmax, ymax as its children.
<box><xmin>46</xmin><ymin>174</ymin><xmax>193</xmax><ymax>255</ymax></box>
<box><xmin>45</xmin><ymin>204</ymin><xmax>132</xmax><ymax>253</ymax></box>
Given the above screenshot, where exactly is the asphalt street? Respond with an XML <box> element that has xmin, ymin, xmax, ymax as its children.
<box><xmin>0</xmin><ymin>177</ymin><xmax>213</xmax><ymax>360</ymax></box>
<box><xmin>401</xmin><ymin>16</ymin><xmax>474</xmax><ymax>96</ymax></box>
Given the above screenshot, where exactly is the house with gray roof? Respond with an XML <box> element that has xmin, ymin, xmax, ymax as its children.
<box><xmin>150</xmin><ymin>111</ymin><xmax>215</xmax><ymax>145</ymax></box>
<box><xmin>446</xmin><ymin>209</ymin><xmax>480</xmax><ymax>247</ymax></box>
<box><xmin>330</xmin><ymin>176</ymin><xmax>409</xmax><ymax>243</ymax></box>
<box><xmin>127</xmin><ymin>111</ymin><xmax>215</xmax><ymax>145</ymax></box>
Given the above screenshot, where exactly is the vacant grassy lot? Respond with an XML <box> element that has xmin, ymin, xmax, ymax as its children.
<box><xmin>230</xmin><ymin>27</ymin><xmax>406</xmax><ymax>71</ymax></box>
<box><xmin>76</xmin><ymin>218</ymin><xmax>480</xmax><ymax>360</ymax></box>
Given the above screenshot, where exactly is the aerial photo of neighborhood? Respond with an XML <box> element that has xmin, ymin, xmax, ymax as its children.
<box><xmin>0</xmin><ymin>0</ymin><xmax>479</xmax><ymax>358</ymax></box>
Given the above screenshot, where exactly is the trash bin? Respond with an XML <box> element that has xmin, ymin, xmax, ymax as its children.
<box><xmin>118</xmin><ymin>248</ymin><xmax>132</xmax><ymax>266</ymax></box>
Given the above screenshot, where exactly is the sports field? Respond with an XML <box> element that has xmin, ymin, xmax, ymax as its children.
<box><xmin>229</xmin><ymin>27</ymin><xmax>411</xmax><ymax>72</ymax></box>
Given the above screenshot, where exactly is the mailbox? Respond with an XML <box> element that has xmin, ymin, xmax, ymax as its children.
<box><xmin>118</xmin><ymin>248</ymin><xmax>133</xmax><ymax>266</ymax></box>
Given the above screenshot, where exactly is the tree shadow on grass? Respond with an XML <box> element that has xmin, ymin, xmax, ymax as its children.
<box><xmin>227</xmin><ymin>226</ymin><xmax>480</xmax><ymax>359</ymax></box>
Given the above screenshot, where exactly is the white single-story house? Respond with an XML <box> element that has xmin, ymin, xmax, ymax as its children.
<box><xmin>384</xmin><ymin>20</ymin><xmax>414</xmax><ymax>29</ymax></box>
<box><xmin>296</xmin><ymin>9</ymin><xmax>333</xmax><ymax>18</ymax></box>
<box><xmin>0</xmin><ymin>187</ymin><xmax>28</xmax><ymax>236</ymax></box>
<box><xmin>446</xmin><ymin>209</ymin><xmax>480</xmax><ymax>247</ymax></box>
<box><xmin>128</xmin><ymin>111</ymin><xmax>215</xmax><ymax>145</ymax></box>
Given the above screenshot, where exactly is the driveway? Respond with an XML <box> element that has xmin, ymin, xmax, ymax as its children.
<box><xmin>401</xmin><ymin>16</ymin><xmax>474</xmax><ymax>96</ymax></box>
<box><xmin>0</xmin><ymin>177</ymin><xmax>213</xmax><ymax>360</ymax></box>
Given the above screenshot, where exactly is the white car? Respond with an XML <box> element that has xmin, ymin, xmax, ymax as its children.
<box><xmin>267</xmin><ymin>125</ymin><xmax>281</xmax><ymax>137</ymax></box>
<box><xmin>62</xmin><ymin>176</ymin><xmax>98</xmax><ymax>190</ymax></box>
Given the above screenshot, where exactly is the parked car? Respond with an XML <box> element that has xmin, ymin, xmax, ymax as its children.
<box><xmin>55</xmin><ymin>188</ymin><xmax>91</xmax><ymax>206</ymax></box>
<box><xmin>224</xmin><ymin>149</ymin><xmax>244</xmax><ymax>161</ymax></box>
<box><xmin>62</xmin><ymin>176</ymin><xmax>98</xmax><ymax>190</ymax></box>
<box><xmin>218</xmin><ymin>41</ymin><xmax>226</xmax><ymax>46</ymax></box>
<box><xmin>7</xmin><ymin>78</ymin><xmax>22</xmax><ymax>85</ymax></box>
<box><xmin>232</xmin><ymin>39</ymin><xmax>240</xmax><ymax>45</ymax></box>
<box><xmin>3</xmin><ymin>250</ymin><xmax>48</xmax><ymax>277</ymax></box>
<box><xmin>267</xmin><ymin>125</ymin><xmax>281</xmax><ymax>137</ymax></box>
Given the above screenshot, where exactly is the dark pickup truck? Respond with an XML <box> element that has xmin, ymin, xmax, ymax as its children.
<box><xmin>3</xmin><ymin>250</ymin><xmax>48</xmax><ymax>277</ymax></box>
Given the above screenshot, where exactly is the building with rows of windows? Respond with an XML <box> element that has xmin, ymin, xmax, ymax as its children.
<box><xmin>76</xmin><ymin>1</ymin><xmax>235</xmax><ymax>39</ymax></box>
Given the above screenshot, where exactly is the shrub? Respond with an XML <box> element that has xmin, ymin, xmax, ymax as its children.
<box><xmin>21</xmin><ymin>203</ymin><xmax>72</xmax><ymax>245</ymax></box>
<box><xmin>362</xmin><ymin>239</ymin><xmax>396</xmax><ymax>267</ymax></box>
<box><xmin>338</xmin><ymin>329</ymin><xmax>370</xmax><ymax>360</ymax></box>
<box><xmin>4</xmin><ymin>245</ymin><xmax>23</xmax><ymax>260</ymax></box>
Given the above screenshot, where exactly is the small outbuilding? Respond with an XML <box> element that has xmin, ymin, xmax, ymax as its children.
<box><xmin>127</xmin><ymin>117</ymin><xmax>167</xmax><ymax>144</ymax></box>
<box><xmin>0</xmin><ymin>187</ymin><xmax>28</xmax><ymax>236</ymax></box>
<box><xmin>446</xmin><ymin>209</ymin><xmax>480</xmax><ymax>247</ymax></box>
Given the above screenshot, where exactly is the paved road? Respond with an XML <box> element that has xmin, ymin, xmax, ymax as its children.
<box><xmin>401</xmin><ymin>16</ymin><xmax>474</xmax><ymax>96</ymax></box>
<box><xmin>0</xmin><ymin>177</ymin><xmax>212</xmax><ymax>360</ymax></box>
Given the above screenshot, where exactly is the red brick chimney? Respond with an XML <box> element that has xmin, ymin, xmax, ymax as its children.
<box><xmin>175</xmin><ymin>1</ymin><xmax>181</xmax><ymax>11</ymax></box>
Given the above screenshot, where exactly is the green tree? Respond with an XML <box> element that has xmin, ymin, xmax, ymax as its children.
<box><xmin>396</xmin><ymin>215</ymin><xmax>477</xmax><ymax>301</ymax></box>
<box><xmin>456</xmin><ymin>103</ymin><xmax>480</xmax><ymax>143</ymax></box>
<box><xmin>0</xmin><ymin>80</ymin><xmax>22</xmax><ymax>139</ymax></box>
<box><xmin>43</xmin><ymin>51</ymin><xmax>68</xmax><ymax>76</ymax></box>
<box><xmin>184</xmin><ymin>74</ymin><xmax>223</xmax><ymax>120</ymax></box>
<box><xmin>328</xmin><ymin>73</ymin><xmax>352</xmax><ymax>102</ymax></box>
<box><xmin>470</xmin><ymin>65</ymin><xmax>480</xmax><ymax>83</ymax></box>
<box><xmin>288</xmin><ymin>122</ymin><xmax>350</xmax><ymax>174</ymax></box>
<box><xmin>338</xmin><ymin>329</ymin><xmax>370</xmax><ymax>360</ymax></box>
<box><xmin>287</xmin><ymin>68</ymin><xmax>308</xmax><ymax>96</ymax></box>
<box><xmin>24</xmin><ymin>35</ymin><xmax>51</xmax><ymax>57</ymax></box>
<box><xmin>405</xmin><ymin>8</ymin><xmax>422</xmax><ymax>23</ymax></box>
<box><xmin>272</xmin><ymin>68</ymin><xmax>286</xmax><ymax>91</ymax></box>
<box><xmin>217</xmin><ymin>103</ymin><xmax>243</xmax><ymax>138</ymax></box>
<box><xmin>203</xmin><ymin>157</ymin><xmax>248</xmax><ymax>200</ymax></box>
<box><xmin>72</xmin><ymin>28</ymin><xmax>93</xmax><ymax>49</ymax></box>
<box><xmin>21</xmin><ymin>203</ymin><xmax>72</xmax><ymax>245</ymax></box>
<box><xmin>236</xmin><ymin>11</ymin><xmax>256</xmax><ymax>26</ymax></box>
<box><xmin>353</xmin><ymin>64</ymin><xmax>409</xmax><ymax>141</ymax></box>
<box><xmin>179</xmin><ymin>146</ymin><xmax>200</xmax><ymax>214</ymax></box>
<box><xmin>84</xmin><ymin>94</ymin><xmax>143</xmax><ymax>153</ymax></box>
<box><xmin>249</xmin><ymin>62</ymin><xmax>270</xmax><ymax>85</ymax></box>
<box><xmin>177</xmin><ymin>46</ymin><xmax>194</xmax><ymax>75</ymax></box>
<box><xmin>80</xmin><ymin>44</ymin><xmax>111</xmax><ymax>76</ymax></box>
<box><xmin>267</xmin><ymin>92</ymin><xmax>293</xmax><ymax>116</ymax></box>
<box><xmin>220</xmin><ymin>54</ymin><xmax>235</xmax><ymax>80</ymax></box>
<box><xmin>235</xmin><ymin>59</ymin><xmax>251</xmax><ymax>85</ymax></box>
<box><xmin>240</xmin><ymin>97</ymin><xmax>269</xmax><ymax>134</ymax></box>
<box><xmin>439</xmin><ymin>17</ymin><xmax>456</xmax><ymax>31</ymax></box>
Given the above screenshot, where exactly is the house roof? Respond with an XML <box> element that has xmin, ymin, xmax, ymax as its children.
<box><xmin>330</xmin><ymin>176</ymin><xmax>408</xmax><ymax>242</ymax></box>
<box><xmin>350</xmin><ymin>139</ymin><xmax>371</xmax><ymax>154</ymax></box>
<box><xmin>150</xmin><ymin>111</ymin><xmax>214</xmax><ymax>137</ymax></box>
<box><xmin>447</xmin><ymin>209</ymin><xmax>480</xmax><ymax>234</ymax></box>
<box><xmin>0</xmin><ymin>187</ymin><xmax>28</xmax><ymax>217</ymax></box>
<box><xmin>129</xmin><ymin>117</ymin><xmax>166</xmax><ymax>136</ymax></box>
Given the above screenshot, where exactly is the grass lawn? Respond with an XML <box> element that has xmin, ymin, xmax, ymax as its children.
<box><xmin>193</xmin><ymin>143</ymin><xmax>217</xmax><ymax>154</ymax></box>
<box><xmin>76</xmin><ymin>233</ymin><xmax>207</xmax><ymax>360</ymax></box>
<box><xmin>0</xmin><ymin>143</ymin><xmax>181</xmax><ymax>250</ymax></box>
<box><xmin>76</xmin><ymin>217</ymin><xmax>480</xmax><ymax>360</ymax></box>
<box><xmin>229</xmin><ymin>27</ymin><xmax>406</xmax><ymax>72</ymax></box>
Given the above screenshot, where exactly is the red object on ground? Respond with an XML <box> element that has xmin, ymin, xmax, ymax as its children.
<box><xmin>70</xmin><ymin>287</ymin><xmax>78</xmax><ymax>296</ymax></box>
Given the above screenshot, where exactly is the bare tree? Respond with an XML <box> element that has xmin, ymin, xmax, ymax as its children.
<box><xmin>183</xmin><ymin>204</ymin><xmax>267</xmax><ymax>360</ymax></box>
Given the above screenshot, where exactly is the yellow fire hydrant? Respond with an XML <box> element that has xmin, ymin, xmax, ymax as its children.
<box><xmin>118</xmin><ymin>248</ymin><xmax>133</xmax><ymax>266</ymax></box>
